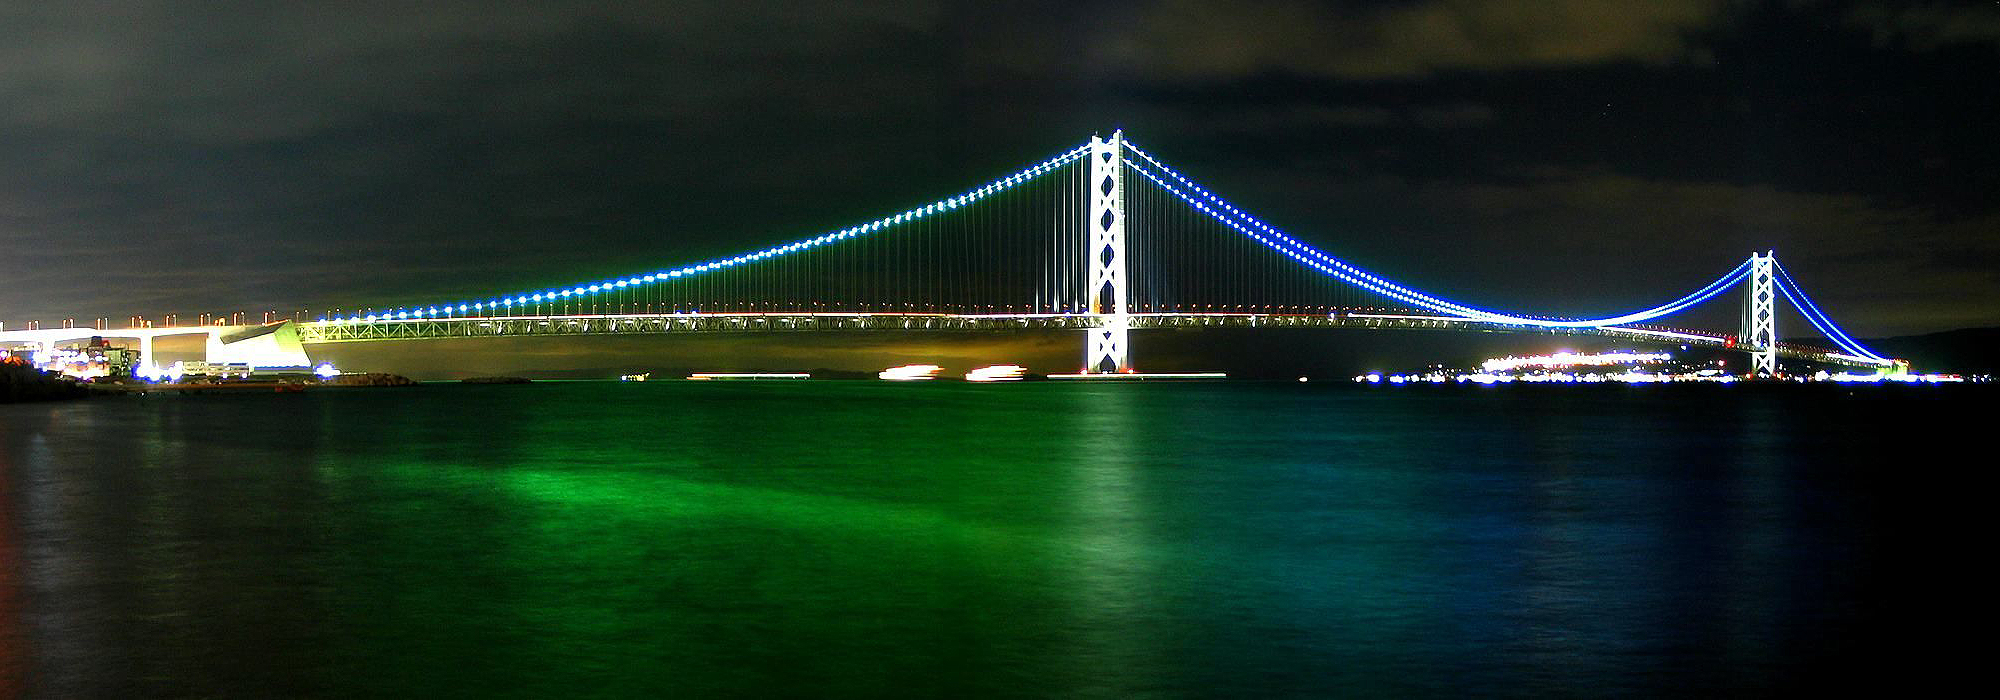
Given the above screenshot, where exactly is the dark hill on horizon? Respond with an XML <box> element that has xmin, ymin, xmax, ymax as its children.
<box><xmin>1788</xmin><ymin>327</ymin><xmax>2000</xmax><ymax>374</ymax></box>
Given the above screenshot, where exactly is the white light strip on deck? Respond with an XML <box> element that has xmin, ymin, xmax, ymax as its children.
<box><xmin>1046</xmin><ymin>372</ymin><xmax>1228</xmax><ymax>380</ymax></box>
<box><xmin>687</xmin><ymin>373</ymin><xmax>811</xmax><ymax>380</ymax></box>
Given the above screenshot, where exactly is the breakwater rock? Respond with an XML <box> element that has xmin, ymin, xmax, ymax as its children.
<box><xmin>461</xmin><ymin>376</ymin><xmax>532</xmax><ymax>384</ymax></box>
<box><xmin>323</xmin><ymin>373</ymin><xmax>419</xmax><ymax>388</ymax></box>
<box><xmin>2</xmin><ymin>363</ymin><xmax>94</xmax><ymax>402</ymax></box>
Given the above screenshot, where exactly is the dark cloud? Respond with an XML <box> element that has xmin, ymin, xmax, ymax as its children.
<box><xmin>1845</xmin><ymin>2</ymin><xmax>2000</xmax><ymax>50</ymax></box>
<box><xmin>1109</xmin><ymin>0</ymin><xmax>1727</xmax><ymax>79</ymax></box>
<box><xmin>1</xmin><ymin>0</ymin><xmax>1996</xmax><ymax>359</ymax></box>
<box><xmin>1201</xmin><ymin>102</ymin><xmax>1495</xmax><ymax>131</ymax></box>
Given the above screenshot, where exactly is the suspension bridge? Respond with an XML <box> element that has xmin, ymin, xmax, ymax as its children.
<box><xmin>2</xmin><ymin>131</ymin><xmax>1900</xmax><ymax>376</ymax></box>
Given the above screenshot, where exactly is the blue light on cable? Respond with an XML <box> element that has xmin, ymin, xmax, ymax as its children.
<box><xmin>1773</xmin><ymin>261</ymin><xmax>1888</xmax><ymax>362</ymax></box>
<box><xmin>364</xmin><ymin>142</ymin><xmax>1090</xmax><ymax>319</ymax></box>
<box><xmin>1120</xmin><ymin>147</ymin><xmax>1748</xmax><ymax>328</ymax></box>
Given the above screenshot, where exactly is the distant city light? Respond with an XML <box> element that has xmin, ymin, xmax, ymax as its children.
<box><xmin>879</xmin><ymin>364</ymin><xmax>942</xmax><ymax>381</ymax></box>
<box><xmin>965</xmin><ymin>365</ymin><xmax>1026</xmax><ymax>382</ymax></box>
<box><xmin>1481</xmin><ymin>351</ymin><xmax>1671</xmax><ymax>373</ymax></box>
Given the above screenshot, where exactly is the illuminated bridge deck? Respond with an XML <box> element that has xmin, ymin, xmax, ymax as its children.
<box><xmin>21</xmin><ymin>130</ymin><xmax>1900</xmax><ymax>375</ymax></box>
<box><xmin>296</xmin><ymin>312</ymin><xmax>1882</xmax><ymax>368</ymax></box>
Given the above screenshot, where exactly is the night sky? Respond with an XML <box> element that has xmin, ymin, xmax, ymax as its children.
<box><xmin>4</xmin><ymin>2</ymin><xmax>1997</xmax><ymax>370</ymax></box>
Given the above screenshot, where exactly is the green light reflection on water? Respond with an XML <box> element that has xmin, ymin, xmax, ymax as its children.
<box><xmin>300</xmin><ymin>383</ymin><xmax>1174</xmax><ymax>697</ymax></box>
<box><xmin>3</xmin><ymin>381</ymin><xmax>1906</xmax><ymax>697</ymax></box>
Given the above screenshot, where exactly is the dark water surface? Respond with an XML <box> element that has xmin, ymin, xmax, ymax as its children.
<box><xmin>0</xmin><ymin>382</ymin><xmax>1980</xmax><ymax>697</ymax></box>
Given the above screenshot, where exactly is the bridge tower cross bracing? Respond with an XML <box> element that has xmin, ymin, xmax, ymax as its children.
<box><xmin>1745</xmin><ymin>251</ymin><xmax>1777</xmax><ymax>377</ymax></box>
<box><xmin>1083</xmin><ymin>130</ymin><xmax>1131</xmax><ymax>373</ymax></box>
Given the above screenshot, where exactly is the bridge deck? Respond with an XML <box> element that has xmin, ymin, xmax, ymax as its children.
<box><xmin>295</xmin><ymin>312</ymin><xmax>1884</xmax><ymax>368</ymax></box>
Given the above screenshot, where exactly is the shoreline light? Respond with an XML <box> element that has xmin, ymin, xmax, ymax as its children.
<box><xmin>1481</xmin><ymin>351</ymin><xmax>1671</xmax><ymax>373</ymax></box>
<box><xmin>879</xmin><ymin>364</ymin><xmax>943</xmax><ymax>381</ymax></box>
<box><xmin>965</xmin><ymin>365</ymin><xmax>1026</xmax><ymax>382</ymax></box>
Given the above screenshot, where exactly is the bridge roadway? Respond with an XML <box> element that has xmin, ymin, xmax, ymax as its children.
<box><xmin>295</xmin><ymin>311</ymin><xmax>1886</xmax><ymax>369</ymax></box>
<box><xmin>0</xmin><ymin>323</ymin><xmax>292</xmax><ymax>369</ymax></box>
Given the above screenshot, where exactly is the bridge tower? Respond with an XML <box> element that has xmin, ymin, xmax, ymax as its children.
<box><xmin>1744</xmin><ymin>251</ymin><xmax>1777</xmax><ymax>377</ymax></box>
<box><xmin>1084</xmin><ymin>130</ymin><xmax>1131</xmax><ymax>373</ymax></box>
